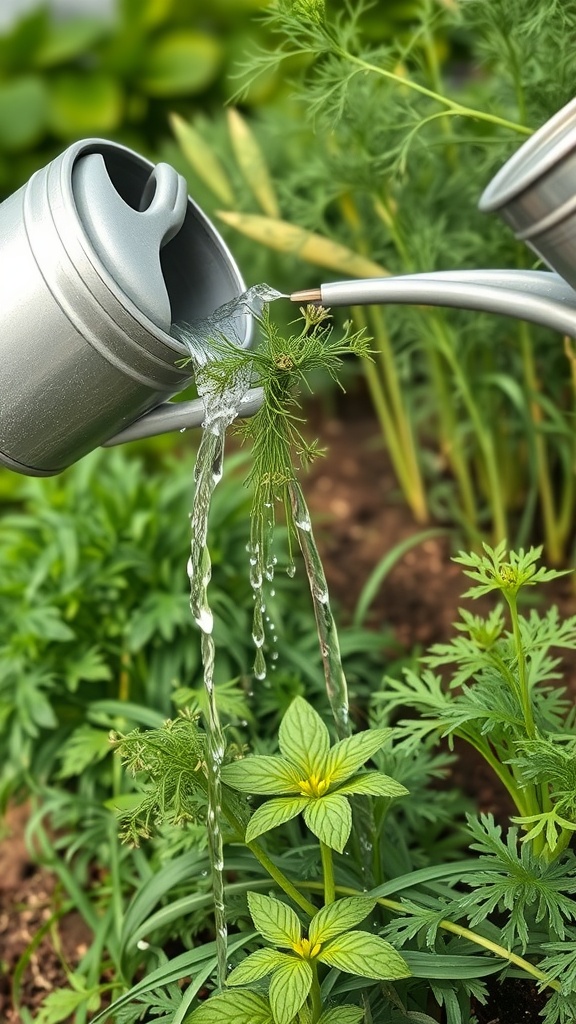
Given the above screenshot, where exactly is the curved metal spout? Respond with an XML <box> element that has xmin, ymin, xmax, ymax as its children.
<box><xmin>103</xmin><ymin>386</ymin><xmax>264</xmax><ymax>446</ymax></box>
<box><xmin>292</xmin><ymin>270</ymin><xmax>576</xmax><ymax>337</ymax></box>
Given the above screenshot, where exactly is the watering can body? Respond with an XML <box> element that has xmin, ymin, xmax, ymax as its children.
<box><xmin>0</xmin><ymin>139</ymin><xmax>250</xmax><ymax>477</ymax></box>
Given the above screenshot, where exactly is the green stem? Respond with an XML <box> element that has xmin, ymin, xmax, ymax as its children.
<box><xmin>338</xmin><ymin>49</ymin><xmax>532</xmax><ymax>137</ymax></box>
<box><xmin>300</xmin><ymin>882</ymin><xmax>561</xmax><ymax>994</ymax></box>
<box><xmin>434</xmin><ymin>324</ymin><xmax>508</xmax><ymax>543</ymax></box>
<box><xmin>368</xmin><ymin>305</ymin><xmax>428</xmax><ymax>523</ymax></box>
<box><xmin>247</xmin><ymin>840</ymin><xmax>317</xmax><ymax>916</ymax></box>
<box><xmin>506</xmin><ymin>593</ymin><xmax>536</xmax><ymax>740</ymax></box>
<box><xmin>426</xmin><ymin>316</ymin><xmax>478</xmax><ymax>534</ymax></box>
<box><xmin>456</xmin><ymin>729</ymin><xmax>529</xmax><ymax>817</ymax></box>
<box><xmin>320</xmin><ymin>842</ymin><xmax>335</xmax><ymax>905</ymax></box>
<box><xmin>221</xmin><ymin>798</ymin><xmax>316</xmax><ymax>916</ymax></box>
<box><xmin>309</xmin><ymin>962</ymin><xmax>323</xmax><ymax>1022</ymax></box>
<box><xmin>519</xmin><ymin>322</ymin><xmax>561</xmax><ymax>564</ymax></box>
<box><xmin>356</xmin><ymin>311</ymin><xmax>425</xmax><ymax>518</ymax></box>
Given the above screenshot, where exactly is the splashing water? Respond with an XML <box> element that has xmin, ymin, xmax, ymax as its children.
<box><xmin>288</xmin><ymin>479</ymin><xmax>351</xmax><ymax>738</ymax></box>
<box><xmin>176</xmin><ymin>283</ymin><xmax>283</xmax><ymax>987</ymax></box>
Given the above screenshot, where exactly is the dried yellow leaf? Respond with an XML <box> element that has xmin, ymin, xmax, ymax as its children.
<box><xmin>227</xmin><ymin>108</ymin><xmax>280</xmax><ymax>219</ymax></box>
<box><xmin>170</xmin><ymin>113</ymin><xmax>234</xmax><ymax>206</ymax></box>
<box><xmin>217</xmin><ymin>211</ymin><xmax>388</xmax><ymax>279</ymax></box>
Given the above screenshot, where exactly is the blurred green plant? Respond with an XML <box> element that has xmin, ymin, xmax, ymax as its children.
<box><xmin>172</xmin><ymin>0</ymin><xmax>576</xmax><ymax>563</ymax></box>
<box><xmin>0</xmin><ymin>0</ymin><xmax>279</xmax><ymax>197</ymax></box>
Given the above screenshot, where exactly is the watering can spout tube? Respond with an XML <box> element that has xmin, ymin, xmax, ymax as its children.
<box><xmin>295</xmin><ymin>269</ymin><xmax>576</xmax><ymax>338</ymax></box>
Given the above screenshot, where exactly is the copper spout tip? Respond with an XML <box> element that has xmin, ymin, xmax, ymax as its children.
<box><xmin>290</xmin><ymin>288</ymin><xmax>323</xmax><ymax>303</ymax></box>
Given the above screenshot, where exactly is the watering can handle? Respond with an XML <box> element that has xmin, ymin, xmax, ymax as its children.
<box><xmin>103</xmin><ymin>387</ymin><xmax>264</xmax><ymax>446</ymax></box>
<box><xmin>292</xmin><ymin>269</ymin><xmax>576</xmax><ymax>338</ymax></box>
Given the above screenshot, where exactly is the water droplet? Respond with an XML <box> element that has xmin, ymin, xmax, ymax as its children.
<box><xmin>270</xmin><ymin>588</ymin><xmax>276</xmax><ymax>597</ymax></box>
<box><xmin>179</xmin><ymin>427</ymin><xmax>186</xmax><ymax>433</ymax></box>
<box><xmin>286</xmin><ymin>563</ymin><xmax>296</xmax><ymax>578</ymax></box>
<box><xmin>137</xmin><ymin>939</ymin><xmax>150</xmax><ymax>950</ymax></box>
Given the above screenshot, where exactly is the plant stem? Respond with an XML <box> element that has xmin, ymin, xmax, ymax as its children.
<box><xmin>309</xmin><ymin>962</ymin><xmax>323</xmax><ymax>1022</ymax></box>
<box><xmin>367</xmin><ymin>304</ymin><xmax>428</xmax><ymax>524</ymax></box>
<box><xmin>300</xmin><ymin>882</ymin><xmax>561</xmax><ymax>993</ymax></box>
<box><xmin>221</xmin><ymin>799</ymin><xmax>317</xmax><ymax>915</ymax></box>
<box><xmin>320</xmin><ymin>842</ymin><xmax>335</xmax><ymax>905</ymax></box>
<box><xmin>247</xmin><ymin>840</ymin><xmax>317</xmax><ymax>916</ymax></box>
<box><xmin>337</xmin><ymin>49</ymin><xmax>532</xmax><ymax>137</ymax></box>
<box><xmin>506</xmin><ymin>593</ymin><xmax>536</xmax><ymax>740</ymax></box>
<box><xmin>519</xmin><ymin>322</ymin><xmax>561</xmax><ymax>564</ymax></box>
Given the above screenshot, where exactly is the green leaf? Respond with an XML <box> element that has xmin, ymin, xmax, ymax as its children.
<box><xmin>221</xmin><ymin>755</ymin><xmax>301</xmax><ymax>794</ymax></box>
<box><xmin>247</xmin><ymin>892</ymin><xmax>302</xmax><ymax>948</ymax></box>
<box><xmin>309</xmin><ymin>896</ymin><xmax>375</xmax><ymax>947</ymax></box>
<box><xmin>269</xmin><ymin>957</ymin><xmax>313</xmax><ymax>1024</ymax></box>
<box><xmin>34</xmin><ymin>18</ymin><xmax>109</xmax><ymax>67</ymax></box>
<box><xmin>303</xmin><ymin>794</ymin><xmax>351</xmax><ymax>853</ymax></box>
<box><xmin>33</xmin><ymin>986</ymin><xmax>94</xmax><ymax>1024</ymax></box>
<box><xmin>57</xmin><ymin>725</ymin><xmax>110</xmax><ymax>779</ymax></box>
<box><xmin>170</xmin><ymin>113</ymin><xmax>234</xmax><ymax>205</ymax></box>
<box><xmin>0</xmin><ymin>76</ymin><xmax>48</xmax><ymax>150</ymax></box>
<box><xmin>318</xmin><ymin>932</ymin><xmax>410</xmax><ymax>980</ymax></box>
<box><xmin>139</xmin><ymin>30</ymin><xmax>221</xmax><ymax>97</ymax></box>
<box><xmin>325</xmin><ymin>730</ymin><xmax>392</xmax><ymax>784</ymax></box>
<box><xmin>317</xmin><ymin>1008</ymin><xmax>364</xmax><ymax>1024</ymax></box>
<box><xmin>245</xmin><ymin>796</ymin><xmax>309</xmax><ymax>843</ymax></box>
<box><xmin>335</xmin><ymin>772</ymin><xmax>408</xmax><ymax>799</ymax></box>
<box><xmin>227</xmin><ymin>948</ymin><xmax>287</xmax><ymax>985</ymax></box>
<box><xmin>185</xmin><ymin>989</ymin><xmax>273</xmax><ymax>1024</ymax></box>
<box><xmin>65</xmin><ymin>646</ymin><xmax>112</xmax><ymax>692</ymax></box>
<box><xmin>47</xmin><ymin>72</ymin><xmax>123</xmax><ymax>136</ymax></box>
<box><xmin>278</xmin><ymin>697</ymin><xmax>330</xmax><ymax>776</ymax></box>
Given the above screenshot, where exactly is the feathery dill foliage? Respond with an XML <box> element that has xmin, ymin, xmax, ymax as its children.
<box><xmin>111</xmin><ymin>712</ymin><xmax>249</xmax><ymax>847</ymax></box>
<box><xmin>200</xmin><ymin>304</ymin><xmax>371</xmax><ymax>543</ymax></box>
<box><xmin>378</xmin><ymin>542</ymin><xmax>576</xmax><ymax>862</ymax></box>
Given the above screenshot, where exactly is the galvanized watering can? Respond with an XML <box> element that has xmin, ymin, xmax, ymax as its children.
<box><xmin>0</xmin><ymin>139</ymin><xmax>257</xmax><ymax>477</ymax></box>
<box><xmin>2</xmin><ymin>97</ymin><xmax>576</xmax><ymax>477</ymax></box>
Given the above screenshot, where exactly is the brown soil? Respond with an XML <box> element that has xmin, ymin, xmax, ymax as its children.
<box><xmin>1</xmin><ymin>410</ymin><xmax>574</xmax><ymax>1021</ymax></box>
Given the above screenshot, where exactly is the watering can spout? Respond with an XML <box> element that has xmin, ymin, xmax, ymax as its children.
<box><xmin>290</xmin><ymin>269</ymin><xmax>576</xmax><ymax>337</ymax></box>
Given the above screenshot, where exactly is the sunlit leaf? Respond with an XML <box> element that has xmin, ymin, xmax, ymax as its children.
<box><xmin>47</xmin><ymin>72</ymin><xmax>123</xmax><ymax>136</ymax></box>
<box><xmin>0</xmin><ymin>76</ymin><xmax>48</xmax><ymax>150</ymax></box>
<box><xmin>184</xmin><ymin>989</ymin><xmax>273</xmax><ymax>1024</ymax></box>
<box><xmin>325</xmin><ymin>730</ymin><xmax>392</xmax><ymax>784</ymax></box>
<box><xmin>278</xmin><ymin>696</ymin><xmax>330</xmax><ymax>776</ymax></box>
<box><xmin>227</xmin><ymin>948</ymin><xmax>287</xmax><ymax>985</ymax></box>
<box><xmin>170</xmin><ymin>113</ymin><xmax>234</xmax><ymax>205</ymax></box>
<box><xmin>247</xmin><ymin>892</ymin><xmax>302</xmax><ymax>948</ymax></box>
<box><xmin>269</xmin><ymin>957</ymin><xmax>313</xmax><ymax>1024</ymax></box>
<box><xmin>217</xmin><ymin>211</ymin><xmax>388</xmax><ymax>278</ymax></box>
<box><xmin>318</xmin><ymin>932</ymin><xmax>411</xmax><ymax>980</ymax></box>
<box><xmin>227</xmin><ymin>108</ymin><xmax>280</xmax><ymax>218</ymax></box>
<box><xmin>309</xmin><ymin>896</ymin><xmax>375</xmax><ymax>947</ymax></box>
<box><xmin>221</xmin><ymin>755</ymin><xmax>301</xmax><ymax>794</ymax></box>
<box><xmin>245</xmin><ymin>795</ymin><xmax>309</xmax><ymax>842</ymax></box>
<box><xmin>139</xmin><ymin>31</ymin><xmax>221</xmax><ymax>97</ymax></box>
<box><xmin>335</xmin><ymin>772</ymin><xmax>408</xmax><ymax>799</ymax></box>
<box><xmin>303</xmin><ymin>793</ymin><xmax>351</xmax><ymax>853</ymax></box>
<box><xmin>34</xmin><ymin>18</ymin><xmax>109</xmax><ymax>67</ymax></box>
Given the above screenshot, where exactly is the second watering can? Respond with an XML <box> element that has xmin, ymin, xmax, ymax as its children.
<box><xmin>0</xmin><ymin>138</ymin><xmax>252</xmax><ymax>477</ymax></box>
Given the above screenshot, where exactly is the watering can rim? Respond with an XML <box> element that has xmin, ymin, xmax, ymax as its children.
<box><xmin>479</xmin><ymin>96</ymin><xmax>576</xmax><ymax>212</ymax></box>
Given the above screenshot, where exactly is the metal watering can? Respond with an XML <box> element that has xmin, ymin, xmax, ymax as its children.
<box><xmin>2</xmin><ymin>97</ymin><xmax>576</xmax><ymax>477</ymax></box>
<box><xmin>0</xmin><ymin>139</ymin><xmax>257</xmax><ymax>476</ymax></box>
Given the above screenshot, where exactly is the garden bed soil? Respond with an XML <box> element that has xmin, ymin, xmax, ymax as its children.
<box><xmin>2</xmin><ymin>409</ymin><xmax>574</xmax><ymax>1022</ymax></box>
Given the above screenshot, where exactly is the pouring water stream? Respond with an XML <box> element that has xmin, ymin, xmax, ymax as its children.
<box><xmin>176</xmin><ymin>286</ymin><xmax>352</xmax><ymax>985</ymax></box>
